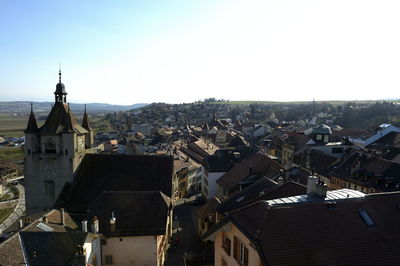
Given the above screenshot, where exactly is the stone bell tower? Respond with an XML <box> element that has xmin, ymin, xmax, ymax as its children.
<box><xmin>24</xmin><ymin>70</ymin><xmax>94</xmax><ymax>214</ymax></box>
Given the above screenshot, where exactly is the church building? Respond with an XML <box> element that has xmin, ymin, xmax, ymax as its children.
<box><xmin>24</xmin><ymin>70</ymin><xmax>94</xmax><ymax>214</ymax></box>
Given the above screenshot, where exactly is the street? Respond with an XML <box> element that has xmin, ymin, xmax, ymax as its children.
<box><xmin>165</xmin><ymin>197</ymin><xmax>213</xmax><ymax>266</ymax></box>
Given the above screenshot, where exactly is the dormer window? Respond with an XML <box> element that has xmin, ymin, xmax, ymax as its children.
<box><xmin>316</xmin><ymin>134</ymin><xmax>322</xmax><ymax>140</ymax></box>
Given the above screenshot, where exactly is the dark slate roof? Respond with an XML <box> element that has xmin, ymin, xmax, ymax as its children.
<box><xmin>218</xmin><ymin>179</ymin><xmax>306</xmax><ymax>214</ymax></box>
<box><xmin>204</xmin><ymin>148</ymin><xmax>257</xmax><ymax>172</ymax></box>
<box><xmin>38</xmin><ymin>103</ymin><xmax>88</xmax><ymax>134</ymax></box>
<box><xmin>20</xmin><ymin>232</ymin><xmax>87</xmax><ymax>266</ymax></box>
<box><xmin>55</xmin><ymin>82</ymin><xmax>67</xmax><ymax>94</ymax></box>
<box><xmin>228</xmin><ymin>192</ymin><xmax>400</xmax><ymax>266</ymax></box>
<box><xmin>0</xmin><ymin>209</ymin><xmax>82</xmax><ymax>266</ymax></box>
<box><xmin>217</xmin><ymin>177</ymin><xmax>279</xmax><ymax>213</ymax></box>
<box><xmin>309</xmin><ymin>151</ymin><xmax>338</xmax><ymax>173</ymax></box>
<box><xmin>24</xmin><ymin>109</ymin><xmax>38</xmax><ymax>133</ymax></box>
<box><xmin>228</xmin><ymin>135</ymin><xmax>249</xmax><ymax>148</ymax></box>
<box><xmin>55</xmin><ymin>154</ymin><xmax>173</xmax><ymax>213</ymax></box>
<box><xmin>204</xmin><ymin>150</ymin><xmax>237</xmax><ymax>172</ymax></box>
<box><xmin>216</xmin><ymin>153</ymin><xmax>284</xmax><ymax>192</ymax></box>
<box><xmin>88</xmin><ymin>191</ymin><xmax>169</xmax><ymax>237</ymax></box>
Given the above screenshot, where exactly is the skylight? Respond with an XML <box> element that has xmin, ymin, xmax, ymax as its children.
<box><xmin>36</xmin><ymin>222</ymin><xmax>54</xmax><ymax>232</ymax></box>
<box><xmin>358</xmin><ymin>209</ymin><xmax>375</xmax><ymax>227</ymax></box>
<box><xmin>236</xmin><ymin>196</ymin><xmax>245</xmax><ymax>202</ymax></box>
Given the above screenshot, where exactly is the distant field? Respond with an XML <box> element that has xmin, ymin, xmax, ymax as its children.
<box><xmin>0</xmin><ymin>113</ymin><xmax>30</xmax><ymax>138</ymax></box>
<box><xmin>0</xmin><ymin>147</ymin><xmax>24</xmax><ymax>162</ymax></box>
<box><xmin>0</xmin><ymin>112</ymin><xmax>104</xmax><ymax>138</ymax></box>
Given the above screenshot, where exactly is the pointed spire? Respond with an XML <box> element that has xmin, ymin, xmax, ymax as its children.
<box><xmin>55</xmin><ymin>67</ymin><xmax>67</xmax><ymax>103</ymax></box>
<box><xmin>59</xmin><ymin>64</ymin><xmax>62</xmax><ymax>83</ymax></box>
<box><xmin>25</xmin><ymin>103</ymin><xmax>38</xmax><ymax>133</ymax></box>
<box><xmin>82</xmin><ymin>104</ymin><xmax>92</xmax><ymax>130</ymax></box>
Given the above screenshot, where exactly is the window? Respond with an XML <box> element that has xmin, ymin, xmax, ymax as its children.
<box><xmin>105</xmin><ymin>255</ymin><xmax>113</xmax><ymax>264</ymax></box>
<box><xmin>358</xmin><ymin>209</ymin><xmax>375</xmax><ymax>227</ymax></box>
<box><xmin>233</xmin><ymin>236</ymin><xmax>248</xmax><ymax>266</ymax></box>
<box><xmin>44</xmin><ymin>181</ymin><xmax>55</xmax><ymax>201</ymax></box>
<box><xmin>222</xmin><ymin>233</ymin><xmax>231</xmax><ymax>256</ymax></box>
<box><xmin>316</xmin><ymin>134</ymin><xmax>322</xmax><ymax>140</ymax></box>
<box><xmin>45</xmin><ymin>138</ymin><xmax>56</xmax><ymax>153</ymax></box>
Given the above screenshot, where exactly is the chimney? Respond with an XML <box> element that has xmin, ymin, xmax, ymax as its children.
<box><xmin>82</xmin><ymin>220</ymin><xmax>88</xmax><ymax>233</ymax></box>
<box><xmin>43</xmin><ymin>216</ymin><xmax>48</xmax><ymax>223</ymax></box>
<box><xmin>110</xmin><ymin>212</ymin><xmax>116</xmax><ymax>232</ymax></box>
<box><xmin>307</xmin><ymin>175</ymin><xmax>327</xmax><ymax>197</ymax></box>
<box><xmin>91</xmin><ymin>216</ymin><xmax>99</xmax><ymax>233</ymax></box>
<box><xmin>60</xmin><ymin>208</ymin><xmax>65</xmax><ymax>226</ymax></box>
<box><xmin>19</xmin><ymin>219</ymin><xmax>24</xmax><ymax>229</ymax></box>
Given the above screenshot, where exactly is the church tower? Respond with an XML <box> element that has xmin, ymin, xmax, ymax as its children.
<box><xmin>24</xmin><ymin>70</ymin><xmax>94</xmax><ymax>214</ymax></box>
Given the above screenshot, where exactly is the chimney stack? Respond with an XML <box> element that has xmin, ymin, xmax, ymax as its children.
<box><xmin>19</xmin><ymin>219</ymin><xmax>24</xmax><ymax>229</ymax></box>
<box><xmin>60</xmin><ymin>208</ymin><xmax>65</xmax><ymax>226</ymax></box>
<box><xmin>82</xmin><ymin>220</ymin><xmax>88</xmax><ymax>233</ymax></box>
<box><xmin>91</xmin><ymin>216</ymin><xmax>99</xmax><ymax>233</ymax></box>
<box><xmin>110</xmin><ymin>212</ymin><xmax>116</xmax><ymax>232</ymax></box>
<box><xmin>43</xmin><ymin>216</ymin><xmax>48</xmax><ymax>223</ymax></box>
<box><xmin>307</xmin><ymin>175</ymin><xmax>327</xmax><ymax>197</ymax></box>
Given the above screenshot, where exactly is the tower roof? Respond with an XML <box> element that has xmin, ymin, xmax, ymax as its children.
<box><xmin>81</xmin><ymin>104</ymin><xmax>92</xmax><ymax>131</ymax></box>
<box><xmin>24</xmin><ymin>103</ymin><xmax>38</xmax><ymax>134</ymax></box>
<box><xmin>38</xmin><ymin>103</ymin><xmax>88</xmax><ymax>135</ymax></box>
<box><xmin>54</xmin><ymin>69</ymin><xmax>67</xmax><ymax>95</ymax></box>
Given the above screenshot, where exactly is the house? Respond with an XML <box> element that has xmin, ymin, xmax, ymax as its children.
<box><xmin>205</xmin><ymin>177</ymin><xmax>400</xmax><ymax>265</ymax></box>
<box><xmin>0</xmin><ymin>209</ymin><xmax>101</xmax><ymax>266</ymax></box>
<box><xmin>55</xmin><ymin>154</ymin><xmax>174</xmax><ymax>266</ymax></box>
<box><xmin>330</xmin><ymin>152</ymin><xmax>400</xmax><ymax>193</ymax></box>
<box><xmin>216</xmin><ymin>153</ymin><xmax>284</xmax><ymax>198</ymax></box>
<box><xmin>349</xmin><ymin>124</ymin><xmax>400</xmax><ymax>147</ymax></box>
<box><xmin>203</xmin><ymin>148</ymin><xmax>256</xmax><ymax>199</ymax></box>
<box><xmin>195</xmin><ymin>196</ymin><xmax>221</xmax><ymax>236</ymax></box>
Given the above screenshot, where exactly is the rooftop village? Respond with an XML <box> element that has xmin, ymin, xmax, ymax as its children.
<box><xmin>1</xmin><ymin>77</ymin><xmax>400</xmax><ymax>265</ymax></box>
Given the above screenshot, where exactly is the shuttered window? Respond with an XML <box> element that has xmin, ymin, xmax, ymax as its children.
<box><xmin>233</xmin><ymin>236</ymin><xmax>248</xmax><ymax>266</ymax></box>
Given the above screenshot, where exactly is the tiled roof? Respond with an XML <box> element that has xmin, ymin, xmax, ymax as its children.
<box><xmin>216</xmin><ymin>153</ymin><xmax>284</xmax><ymax>192</ymax></box>
<box><xmin>217</xmin><ymin>177</ymin><xmax>279</xmax><ymax>213</ymax></box>
<box><xmin>88</xmin><ymin>191</ymin><xmax>169</xmax><ymax>236</ymax></box>
<box><xmin>228</xmin><ymin>191</ymin><xmax>400</xmax><ymax>265</ymax></box>
<box><xmin>195</xmin><ymin>197</ymin><xmax>221</xmax><ymax>221</ymax></box>
<box><xmin>331</xmin><ymin>152</ymin><xmax>400</xmax><ymax>191</ymax></box>
<box><xmin>20</xmin><ymin>232</ymin><xmax>87</xmax><ymax>266</ymax></box>
<box><xmin>24</xmin><ymin>109</ymin><xmax>38</xmax><ymax>133</ymax></box>
<box><xmin>38</xmin><ymin>103</ymin><xmax>88</xmax><ymax>134</ymax></box>
<box><xmin>55</xmin><ymin>154</ymin><xmax>173</xmax><ymax>213</ymax></box>
<box><xmin>0</xmin><ymin>209</ymin><xmax>80</xmax><ymax>266</ymax></box>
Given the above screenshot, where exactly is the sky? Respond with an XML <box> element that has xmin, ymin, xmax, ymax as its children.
<box><xmin>1</xmin><ymin>0</ymin><xmax>400</xmax><ymax>105</ymax></box>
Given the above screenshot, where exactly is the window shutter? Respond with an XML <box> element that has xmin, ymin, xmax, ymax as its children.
<box><xmin>233</xmin><ymin>236</ymin><xmax>238</xmax><ymax>260</ymax></box>
<box><xmin>244</xmin><ymin>247</ymin><xmax>249</xmax><ymax>266</ymax></box>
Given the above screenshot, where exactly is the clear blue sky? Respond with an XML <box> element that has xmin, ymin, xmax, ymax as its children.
<box><xmin>1</xmin><ymin>0</ymin><xmax>400</xmax><ymax>105</ymax></box>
